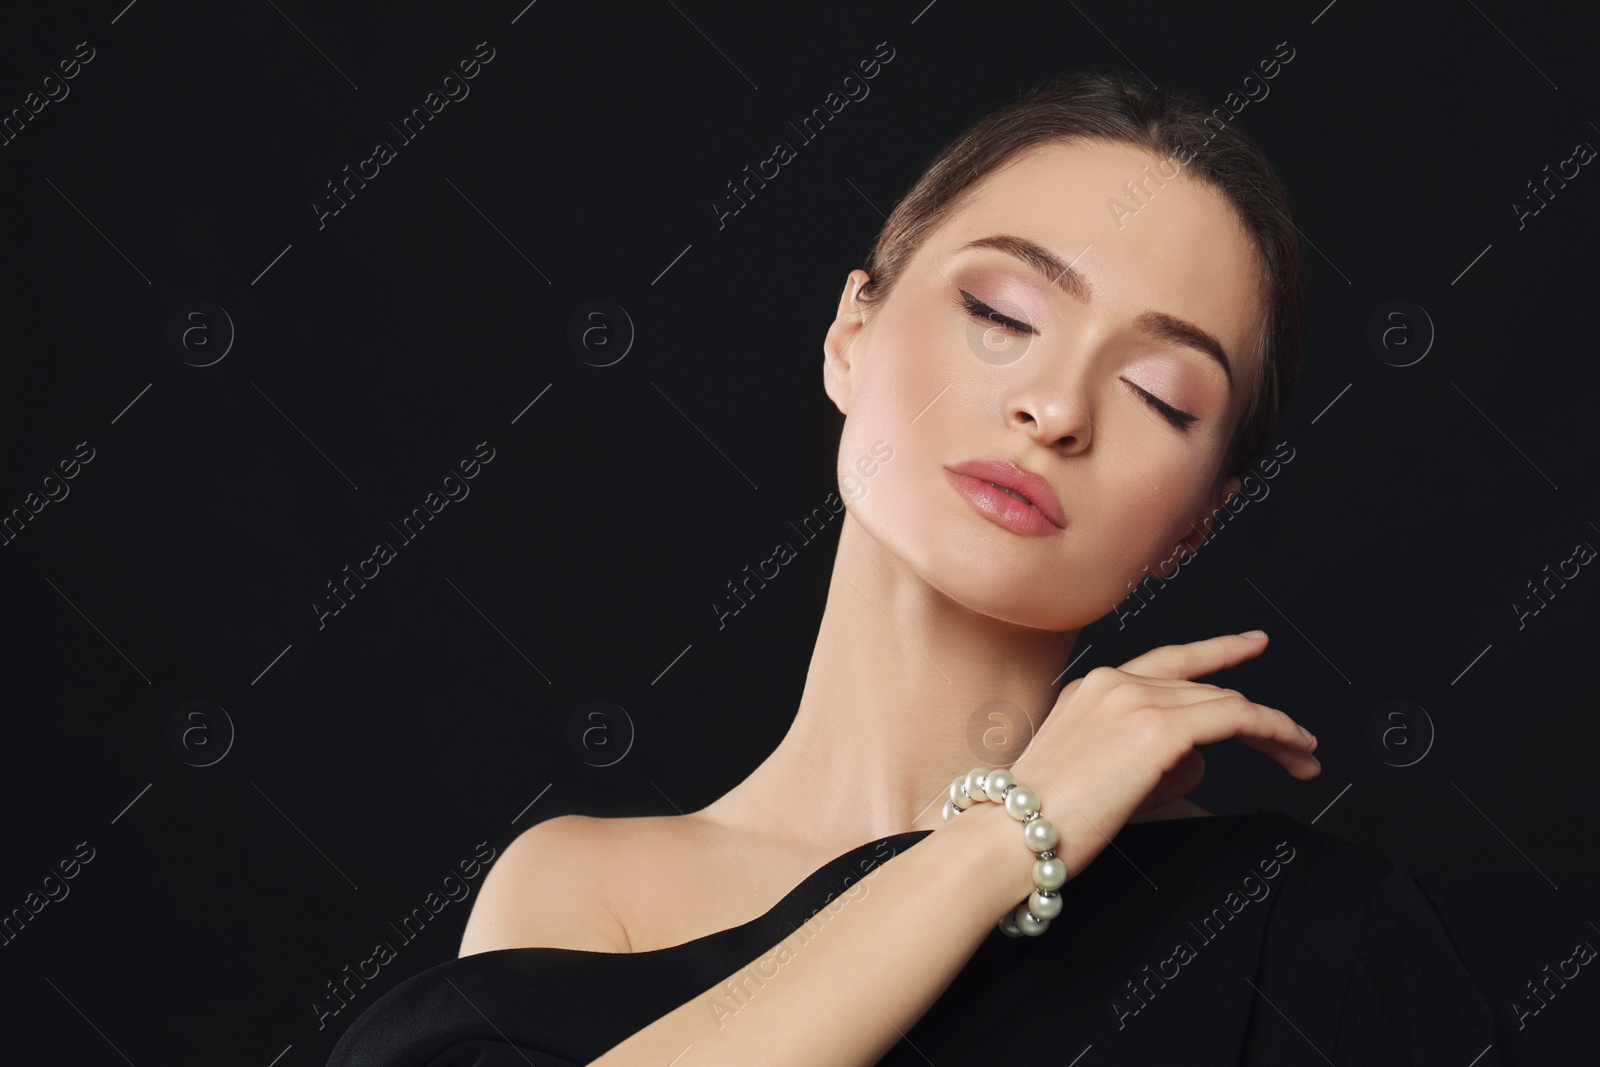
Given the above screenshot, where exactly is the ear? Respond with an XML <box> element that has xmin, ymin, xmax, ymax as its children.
<box><xmin>822</xmin><ymin>269</ymin><xmax>872</xmax><ymax>417</ymax></box>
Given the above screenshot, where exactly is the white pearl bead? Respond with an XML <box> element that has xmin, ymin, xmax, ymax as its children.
<box><xmin>963</xmin><ymin>769</ymin><xmax>987</xmax><ymax>805</ymax></box>
<box><xmin>1022</xmin><ymin>816</ymin><xmax>1058</xmax><ymax>853</ymax></box>
<box><xmin>1033</xmin><ymin>857</ymin><xmax>1067</xmax><ymax>890</ymax></box>
<box><xmin>1014</xmin><ymin>903</ymin><xmax>1049</xmax><ymax>937</ymax></box>
<box><xmin>949</xmin><ymin>778</ymin><xmax>975</xmax><ymax>810</ymax></box>
<box><xmin>941</xmin><ymin>798</ymin><xmax>959</xmax><ymax>822</ymax></box>
<box><xmin>1029</xmin><ymin>889</ymin><xmax>1062</xmax><ymax>920</ymax></box>
<box><xmin>998</xmin><ymin>917</ymin><xmax>1024</xmax><ymax>938</ymax></box>
<box><xmin>1004</xmin><ymin>785</ymin><xmax>1038</xmax><ymax>820</ymax></box>
<box><xmin>984</xmin><ymin>768</ymin><xmax>1015</xmax><ymax>802</ymax></box>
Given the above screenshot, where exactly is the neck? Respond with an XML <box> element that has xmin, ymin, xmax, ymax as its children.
<box><xmin>705</xmin><ymin>511</ymin><xmax>1079</xmax><ymax>852</ymax></box>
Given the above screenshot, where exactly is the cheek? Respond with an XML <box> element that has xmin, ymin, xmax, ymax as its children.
<box><xmin>1075</xmin><ymin>489</ymin><xmax>1150</xmax><ymax>569</ymax></box>
<box><xmin>842</xmin><ymin>318</ymin><xmax>957</xmax><ymax>462</ymax></box>
<box><xmin>836</xmin><ymin>402</ymin><xmax>930</xmax><ymax>520</ymax></box>
<box><xmin>834</xmin><ymin>339</ymin><xmax>962</xmax><ymax>535</ymax></box>
<box><xmin>1079</xmin><ymin>461</ymin><xmax>1208</xmax><ymax>577</ymax></box>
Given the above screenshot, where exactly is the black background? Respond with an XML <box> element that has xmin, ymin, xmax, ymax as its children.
<box><xmin>1</xmin><ymin>1</ymin><xmax>1595</xmax><ymax>1063</ymax></box>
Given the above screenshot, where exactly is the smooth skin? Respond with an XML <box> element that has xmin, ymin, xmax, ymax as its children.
<box><xmin>459</xmin><ymin>139</ymin><xmax>1322</xmax><ymax>1065</ymax></box>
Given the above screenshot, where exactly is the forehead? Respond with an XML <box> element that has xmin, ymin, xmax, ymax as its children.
<box><xmin>922</xmin><ymin>138</ymin><xmax>1265</xmax><ymax>398</ymax></box>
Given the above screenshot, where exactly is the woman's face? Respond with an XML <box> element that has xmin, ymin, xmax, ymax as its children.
<box><xmin>823</xmin><ymin>138</ymin><xmax>1265</xmax><ymax>632</ymax></box>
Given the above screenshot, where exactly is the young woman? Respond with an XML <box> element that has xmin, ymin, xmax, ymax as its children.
<box><xmin>327</xmin><ymin>70</ymin><xmax>1530</xmax><ymax>1066</ymax></box>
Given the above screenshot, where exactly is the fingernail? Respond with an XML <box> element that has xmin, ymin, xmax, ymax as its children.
<box><xmin>1298</xmin><ymin>724</ymin><xmax>1316</xmax><ymax>745</ymax></box>
<box><xmin>1238</xmin><ymin>630</ymin><xmax>1267</xmax><ymax>640</ymax></box>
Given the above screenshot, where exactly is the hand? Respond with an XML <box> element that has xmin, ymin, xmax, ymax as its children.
<box><xmin>1007</xmin><ymin>632</ymin><xmax>1320</xmax><ymax>880</ymax></box>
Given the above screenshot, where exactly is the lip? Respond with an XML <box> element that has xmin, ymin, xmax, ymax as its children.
<box><xmin>943</xmin><ymin>458</ymin><xmax>1066</xmax><ymax>535</ymax></box>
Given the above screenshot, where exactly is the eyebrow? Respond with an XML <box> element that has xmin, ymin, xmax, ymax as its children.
<box><xmin>955</xmin><ymin>233</ymin><xmax>1236</xmax><ymax>398</ymax></box>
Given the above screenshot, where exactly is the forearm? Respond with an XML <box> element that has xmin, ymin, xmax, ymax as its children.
<box><xmin>589</xmin><ymin>801</ymin><xmax>1037</xmax><ymax>1067</ymax></box>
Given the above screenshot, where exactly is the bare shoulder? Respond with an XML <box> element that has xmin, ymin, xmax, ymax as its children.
<box><xmin>458</xmin><ymin>813</ymin><xmax>634</xmax><ymax>957</ymax></box>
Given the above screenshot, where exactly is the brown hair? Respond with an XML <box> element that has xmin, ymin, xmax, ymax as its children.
<box><xmin>850</xmin><ymin>67</ymin><xmax>1306</xmax><ymax>487</ymax></box>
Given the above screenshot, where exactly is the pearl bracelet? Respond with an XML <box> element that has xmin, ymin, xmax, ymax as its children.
<box><xmin>941</xmin><ymin>766</ymin><xmax>1066</xmax><ymax>937</ymax></box>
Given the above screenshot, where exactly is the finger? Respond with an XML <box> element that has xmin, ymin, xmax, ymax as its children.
<box><xmin>1175</xmin><ymin>694</ymin><xmax>1320</xmax><ymax>778</ymax></box>
<box><xmin>1239</xmin><ymin>726</ymin><xmax>1318</xmax><ymax>758</ymax></box>
<box><xmin>1116</xmin><ymin>631</ymin><xmax>1269</xmax><ymax>681</ymax></box>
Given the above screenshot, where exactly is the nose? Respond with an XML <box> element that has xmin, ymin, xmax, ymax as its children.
<box><xmin>1003</xmin><ymin>376</ymin><xmax>1092</xmax><ymax>454</ymax></box>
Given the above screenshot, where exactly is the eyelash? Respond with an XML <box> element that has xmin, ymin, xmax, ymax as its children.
<box><xmin>955</xmin><ymin>289</ymin><xmax>1199</xmax><ymax>433</ymax></box>
<box><xmin>957</xmin><ymin>288</ymin><xmax>1036</xmax><ymax>335</ymax></box>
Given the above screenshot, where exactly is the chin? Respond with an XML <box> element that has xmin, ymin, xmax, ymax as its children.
<box><xmin>857</xmin><ymin>470</ymin><xmax>1128</xmax><ymax>627</ymax></box>
<box><xmin>937</xmin><ymin>571</ymin><xmax>1094</xmax><ymax>632</ymax></box>
<box><xmin>910</xmin><ymin>533</ymin><xmax>1099</xmax><ymax>632</ymax></box>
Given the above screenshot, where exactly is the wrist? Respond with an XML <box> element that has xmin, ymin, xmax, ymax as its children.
<box><xmin>940</xmin><ymin>766</ymin><xmax>1070</xmax><ymax>937</ymax></box>
<box><xmin>936</xmin><ymin>793</ymin><xmax>1043</xmax><ymax>919</ymax></box>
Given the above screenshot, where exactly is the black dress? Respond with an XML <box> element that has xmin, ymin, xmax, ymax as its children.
<box><xmin>325</xmin><ymin>810</ymin><xmax>1543</xmax><ymax>1065</ymax></box>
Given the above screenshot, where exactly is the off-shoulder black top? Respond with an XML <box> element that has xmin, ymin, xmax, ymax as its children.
<box><xmin>326</xmin><ymin>810</ymin><xmax>1543</xmax><ymax>1065</ymax></box>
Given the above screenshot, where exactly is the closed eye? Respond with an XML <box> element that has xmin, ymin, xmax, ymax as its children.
<box><xmin>1122</xmin><ymin>378</ymin><xmax>1198</xmax><ymax>432</ymax></box>
<box><xmin>959</xmin><ymin>289</ymin><xmax>1197</xmax><ymax>433</ymax></box>
<box><xmin>956</xmin><ymin>289</ymin><xmax>1036</xmax><ymax>335</ymax></box>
